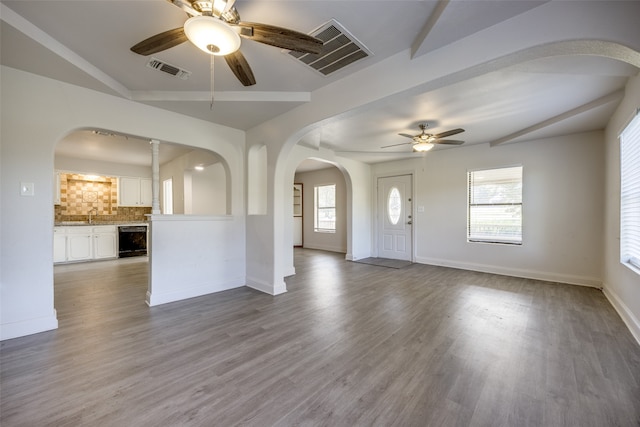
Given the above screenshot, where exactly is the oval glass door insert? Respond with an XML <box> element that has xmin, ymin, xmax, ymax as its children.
<box><xmin>388</xmin><ymin>187</ymin><xmax>402</xmax><ymax>225</ymax></box>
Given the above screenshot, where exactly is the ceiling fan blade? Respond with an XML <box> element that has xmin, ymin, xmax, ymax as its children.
<box><xmin>433</xmin><ymin>139</ymin><xmax>465</xmax><ymax>145</ymax></box>
<box><xmin>234</xmin><ymin>22</ymin><xmax>323</xmax><ymax>54</ymax></box>
<box><xmin>381</xmin><ymin>142</ymin><xmax>412</xmax><ymax>149</ymax></box>
<box><xmin>130</xmin><ymin>27</ymin><xmax>188</xmax><ymax>55</ymax></box>
<box><xmin>434</xmin><ymin>128</ymin><xmax>465</xmax><ymax>139</ymax></box>
<box><xmin>224</xmin><ymin>50</ymin><xmax>256</xmax><ymax>86</ymax></box>
<box><xmin>398</xmin><ymin>133</ymin><xmax>416</xmax><ymax>139</ymax></box>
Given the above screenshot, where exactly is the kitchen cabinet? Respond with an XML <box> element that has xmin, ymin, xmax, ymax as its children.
<box><xmin>54</xmin><ymin>225</ymin><xmax>117</xmax><ymax>263</ymax></box>
<box><xmin>53</xmin><ymin>228</ymin><xmax>67</xmax><ymax>262</ymax></box>
<box><xmin>67</xmin><ymin>231</ymin><xmax>93</xmax><ymax>262</ymax></box>
<box><xmin>54</xmin><ymin>171</ymin><xmax>61</xmax><ymax>205</ymax></box>
<box><xmin>93</xmin><ymin>226</ymin><xmax>118</xmax><ymax>259</ymax></box>
<box><xmin>293</xmin><ymin>183</ymin><xmax>303</xmax><ymax>246</ymax></box>
<box><xmin>119</xmin><ymin>177</ymin><xmax>152</xmax><ymax>207</ymax></box>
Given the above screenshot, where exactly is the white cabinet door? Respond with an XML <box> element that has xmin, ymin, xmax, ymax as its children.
<box><xmin>54</xmin><ymin>171</ymin><xmax>61</xmax><ymax>205</ymax></box>
<box><xmin>293</xmin><ymin>217</ymin><xmax>303</xmax><ymax>246</ymax></box>
<box><xmin>93</xmin><ymin>226</ymin><xmax>117</xmax><ymax>259</ymax></box>
<box><xmin>140</xmin><ymin>178</ymin><xmax>152</xmax><ymax>207</ymax></box>
<box><xmin>67</xmin><ymin>234</ymin><xmax>93</xmax><ymax>261</ymax></box>
<box><xmin>94</xmin><ymin>233</ymin><xmax>117</xmax><ymax>259</ymax></box>
<box><xmin>119</xmin><ymin>177</ymin><xmax>152</xmax><ymax>207</ymax></box>
<box><xmin>53</xmin><ymin>229</ymin><xmax>67</xmax><ymax>263</ymax></box>
<box><xmin>119</xmin><ymin>177</ymin><xmax>140</xmax><ymax>206</ymax></box>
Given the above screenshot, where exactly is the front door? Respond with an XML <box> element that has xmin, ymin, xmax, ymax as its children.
<box><xmin>378</xmin><ymin>175</ymin><xmax>412</xmax><ymax>261</ymax></box>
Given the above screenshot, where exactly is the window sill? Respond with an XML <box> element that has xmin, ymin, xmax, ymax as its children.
<box><xmin>621</xmin><ymin>258</ymin><xmax>640</xmax><ymax>276</ymax></box>
<box><xmin>468</xmin><ymin>239</ymin><xmax>522</xmax><ymax>246</ymax></box>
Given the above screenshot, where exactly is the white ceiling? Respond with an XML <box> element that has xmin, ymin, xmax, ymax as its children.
<box><xmin>1</xmin><ymin>0</ymin><xmax>639</xmax><ymax>168</ymax></box>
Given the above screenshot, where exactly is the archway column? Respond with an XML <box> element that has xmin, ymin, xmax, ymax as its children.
<box><xmin>150</xmin><ymin>139</ymin><xmax>161</xmax><ymax>215</ymax></box>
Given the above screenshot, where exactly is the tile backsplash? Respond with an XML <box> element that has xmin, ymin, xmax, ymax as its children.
<box><xmin>55</xmin><ymin>173</ymin><xmax>150</xmax><ymax>223</ymax></box>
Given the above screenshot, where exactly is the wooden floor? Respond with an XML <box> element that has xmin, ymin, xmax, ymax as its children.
<box><xmin>2</xmin><ymin>249</ymin><xmax>639</xmax><ymax>426</ymax></box>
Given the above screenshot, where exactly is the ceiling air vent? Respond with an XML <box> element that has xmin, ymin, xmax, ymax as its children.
<box><xmin>287</xmin><ymin>19</ymin><xmax>372</xmax><ymax>76</ymax></box>
<box><xmin>146</xmin><ymin>57</ymin><xmax>192</xmax><ymax>80</ymax></box>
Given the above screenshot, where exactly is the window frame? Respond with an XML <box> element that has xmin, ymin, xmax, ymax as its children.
<box><xmin>467</xmin><ymin>165</ymin><xmax>523</xmax><ymax>245</ymax></box>
<box><xmin>620</xmin><ymin>111</ymin><xmax>640</xmax><ymax>274</ymax></box>
<box><xmin>314</xmin><ymin>183</ymin><xmax>336</xmax><ymax>233</ymax></box>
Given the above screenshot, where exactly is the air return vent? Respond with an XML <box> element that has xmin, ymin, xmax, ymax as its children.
<box><xmin>146</xmin><ymin>57</ymin><xmax>192</xmax><ymax>80</ymax></box>
<box><xmin>287</xmin><ymin>19</ymin><xmax>372</xmax><ymax>76</ymax></box>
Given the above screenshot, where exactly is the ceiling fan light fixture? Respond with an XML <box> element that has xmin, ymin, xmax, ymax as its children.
<box><xmin>184</xmin><ymin>16</ymin><xmax>241</xmax><ymax>56</ymax></box>
<box><xmin>413</xmin><ymin>142</ymin><xmax>434</xmax><ymax>152</ymax></box>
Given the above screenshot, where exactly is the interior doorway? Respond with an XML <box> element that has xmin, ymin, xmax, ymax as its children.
<box><xmin>377</xmin><ymin>174</ymin><xmax>413</xmax><ymax>261</ymax></box>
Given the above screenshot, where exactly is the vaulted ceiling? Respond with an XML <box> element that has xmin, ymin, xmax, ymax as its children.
<box><xmin>2</xmin><ymin>0</ymin><xmax>639</xmax><ymax>166</ymax></box>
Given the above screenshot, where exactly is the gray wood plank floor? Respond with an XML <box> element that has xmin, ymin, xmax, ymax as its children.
<box><xmin>2</xmin><ymin>249</ymin><xmax>639</xmax><ymax>426</ymax></box>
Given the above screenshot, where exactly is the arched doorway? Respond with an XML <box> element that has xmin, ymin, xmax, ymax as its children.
<box><xmin>292</xmin><ymin>159</ymin><xmax>348</xmax><ymax>254</ymax></box>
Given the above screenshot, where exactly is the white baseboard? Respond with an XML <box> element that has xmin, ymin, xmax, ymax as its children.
<box><xmin>414</xmin><ymin>256</ymin><xmax>602</xmax><ymax>288</ymax></box>
<box><xmin>0</xmin><ymin>311</ymin><xmax>58</xmax><ymax>341</ymax></box>
<box><xmin>303</xmin><ymin>243</ymin><xmax>346</xmax><ymax>254</ymax></box>
<box><xmin>246</xmin><ymin>276</ymin><xmax>287</xmax><ymax>296</ymax></box>
<box><xmin>146</xmin><ymin>277</ymin><xmax>245</xmax><ymax>307</ymax></box>
<box><xmin>283</xmin><ymin>266</ymin><xmax>296</xmax><ymax>277</ymax></box>
<box><xmin>602</xmin><ymin>284</ymin><xmax>640</xmax><ymax>346</ymax></box>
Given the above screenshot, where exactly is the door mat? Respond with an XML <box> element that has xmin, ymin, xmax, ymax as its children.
<box><xmin>352</xmin><ymin>257</ymin><xmax>412</xmax><ymax>269</ymax></box>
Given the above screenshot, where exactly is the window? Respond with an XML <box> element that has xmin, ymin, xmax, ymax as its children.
<box><xmin>620</xmin><ymin>112</ymin><xmax>640</xmax><ymax>272</ymax></box>
<box><xmin>388</xmin><ymin>187</ymin><xmax>402</xmax><ymax>225</ymax></box>
<box><xmin>314</xmin><ymin>184</ymin><xmax>336</xmax><ymax>232</ymax></box>
<box><xmin>163</xmin><ymin>178</ymin><xmax>173</xmax><ymax>215</ymax></box>
<box><xmin>468</xmin><ymin>166</ymin><xmax>523</xmax><ymax>244</ymax></box>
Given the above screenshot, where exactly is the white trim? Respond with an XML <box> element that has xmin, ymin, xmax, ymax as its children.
<box><xmin>132</xmin><ymin>91</ymin><xmax>311</xmax><ymax>103</ymax></box>
<box><xmin>373</xmin><ymin>170</ymin><xmax>416</xmax><ymax>260</ymax></box>
<box><xmin>302</xmin><ymin>243</ymin><xmax>346</xmax><ymax>253</ymax></box>
<box><xmin>0</xmin><ymin>3</ymin><xmax>131</xmax><ymax>99</ymax></box>
<box><xmin>602</xmin><ymin>284</ymin><xmax>640</xmax><ymax>346</ymax></box>
<box><xmin>246</xmin><ymin>276</ymin><xmax>287</xmax><ymax>296</ymax></box>
<box><xmin>0</xmin><ymin>311</ymin><xmax>58</xmax><ymax>341</ymax></box>
<box><xmin>146</xmin><ymin>276</ymin><xmax>244</xmax><ymax>307</ymax></box>
<box><xmin>148</xmin><ymin>214</ymin><xmax>233</xmax><ymax>222</ymax></box>
<box><xmin>284</xmin><ymin>266</ymin><xmax>296</xmax><ymax>277</ymax></box>
<box><xmin>414</xmin><ymin>256</ymin><xmax>602</xmax><ymax>288</ymax></box>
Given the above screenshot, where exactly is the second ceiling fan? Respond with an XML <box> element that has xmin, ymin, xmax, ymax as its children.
<box><xmin>382</xmin><ymin>124</ymin><xmax>465</xmax><ymax>152</ymax></box>
<box><xmin>130</xmin><ymin>0</ymin><xmax>324</xmax><ymax>86</ymax></box>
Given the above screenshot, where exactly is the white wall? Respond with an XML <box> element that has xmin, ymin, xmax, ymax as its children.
<box><xmin>147</xmin><ymin>215</ymin><xmax>245</xmax><ymax>306</ymax></box>
<box><xmin>603</xmin><ymin>75</ymin><xmax>640</xmax><ymax>343</ymax></box>
<box><xmin>0</xmin><ymin>66</ymin><xmax>245</xmax><ymax>340</ymax></box>
<box><xmin>279</xmin><ymin>145</ymin><xmax>371</xmax><ymax>279</ymax></box>
<box><xmin>372</xmin><ymin>131</ymin><xmax>604</xmax><ymax>286</ymax></box>
<box><xmin>55</xmin><ymin>155</ymin><xmax>152</xmax><ymax>178</ymax></box>
<box><xmin>192</xmin><ymin>163</ymin><xmax>226</xmax><ymax>215</ymax></box>
<box><xmin>295</xmin><ymin>167</ymin><xmax>347</xmax><ymax>254</ymax></box>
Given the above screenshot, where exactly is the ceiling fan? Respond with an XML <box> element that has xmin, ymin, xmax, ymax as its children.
<box><xmin>382</xmin><ymin>124</ymin><xmax>465</xmax><ymax>152</ymax></box>
<box><xmin>130</xmin><ymin>0</ymin><xmax>324</xmax><ymax>87</ymax></box>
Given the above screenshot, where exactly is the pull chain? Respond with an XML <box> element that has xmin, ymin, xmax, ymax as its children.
<box><xmin>214</xmin><ymin>55</ymin><xmax>215</xmax><ymax>111</ymax></box>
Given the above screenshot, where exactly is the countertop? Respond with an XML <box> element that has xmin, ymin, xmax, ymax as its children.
<box><xmin>54</xmin><ymin>222</ymin><xmax>148</xmax><ymax>227</ymax></box>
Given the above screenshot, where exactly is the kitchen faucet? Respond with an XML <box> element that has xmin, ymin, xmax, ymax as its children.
<box><xmin>88</xmin><ymin>207</ymin><xmax>98</xmax><ymax>224</ymax></box>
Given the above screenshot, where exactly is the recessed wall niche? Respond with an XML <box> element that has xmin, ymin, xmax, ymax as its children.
<box><xmin>59</xmin><ymin>173</ymin><xmax>117</xmax><ymax>215</ymax></box>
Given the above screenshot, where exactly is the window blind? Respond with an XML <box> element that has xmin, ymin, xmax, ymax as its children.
<box><xmin>620</xmin><ymin>112</ymin><xmax>640</xmax><ymax>271</ymax></box>
<box><xmin>468</xmin><ymin>166</ymin><xmax>523</xmax><ymax>244</ymax></box>
<box><xmin>314</xmin><ymin>184</ymin><xmax>336</xmax><ymax>232</ymax></box>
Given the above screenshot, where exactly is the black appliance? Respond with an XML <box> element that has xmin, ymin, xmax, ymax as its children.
<box><xmin>118</xmin><ymin>226</ymin><xmax>147</xmax><ymax>258</ymax></box>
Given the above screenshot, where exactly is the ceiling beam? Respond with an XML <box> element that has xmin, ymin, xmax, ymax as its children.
<box><xmin>490</xmin><ymin>89</ymin><xmax>625</xmax><ymax>147</ymax></box>
<box><xmin>0</xmin><ymin>3</ymin><xmax>132</xmax><ymax>99</ymax></box>
<box><xmin>131</xmin><ymin>91</ymin><xmax>311</xmax><ymax>102</ymax></box>
<box><xmin>411</xmin><ymin>0</ymin><xmax>450</xmax><ymax>59</ymax></box>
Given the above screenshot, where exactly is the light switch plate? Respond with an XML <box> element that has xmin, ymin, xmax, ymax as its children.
<box><xmin>20</xmin><ymin>182</ymin><xmax>35</xmax><ymax>196</ymax></box>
